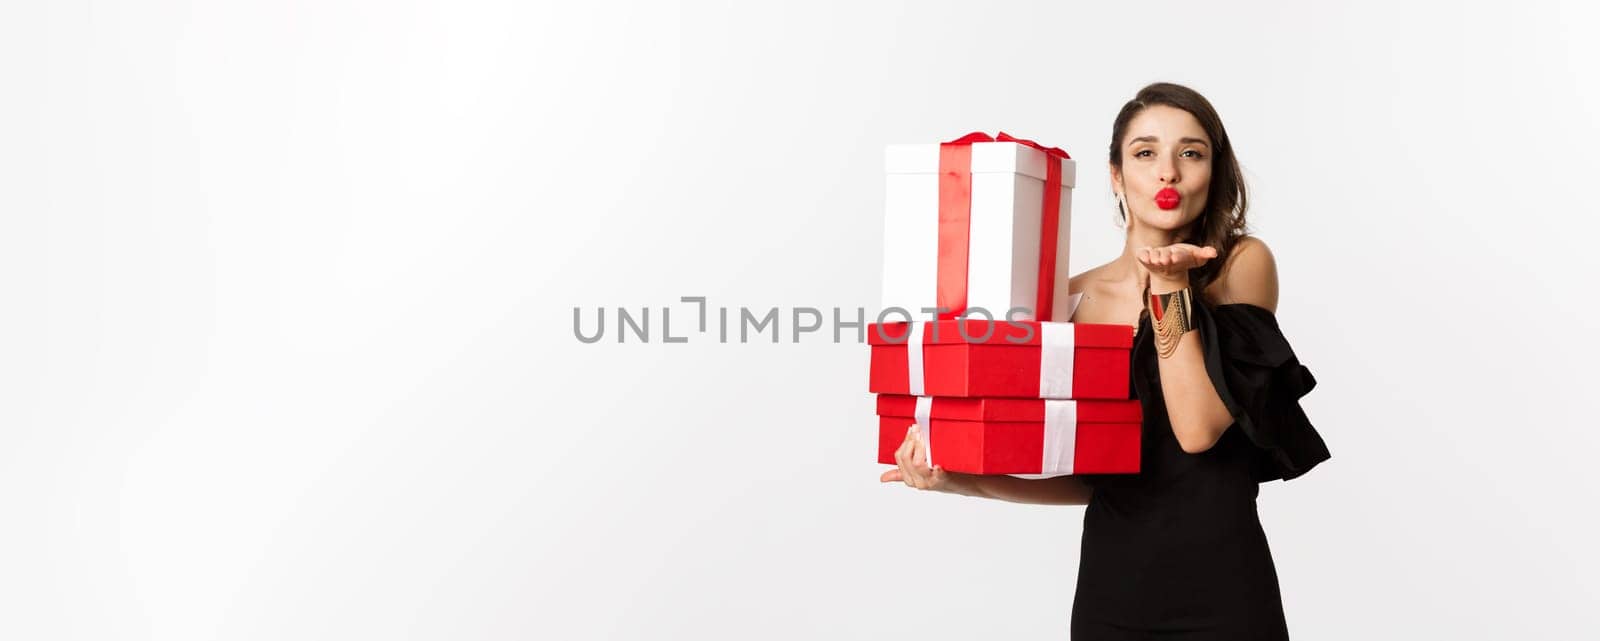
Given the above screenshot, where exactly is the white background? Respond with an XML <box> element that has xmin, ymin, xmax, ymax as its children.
<box><xmin>3</xmin><ymin>1</ymin><xmax>1598</xmax><ymax>639</ymax></box>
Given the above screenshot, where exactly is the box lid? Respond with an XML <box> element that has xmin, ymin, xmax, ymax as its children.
<box><xmin>867</xmin><ymin>320</ymin><xmax>1133</xmax><ymax>349</ymax></box>
<box><xmin>885</xmin><ymin>141</ymin><xmax>1078</xmax><ymax>187</ymax></box>
<box><xmin>876</xmin><ymin>394</ymin><xmax>1143</xmax><ymax>423</ymax></box>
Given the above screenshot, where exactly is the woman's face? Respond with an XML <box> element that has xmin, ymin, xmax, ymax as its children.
<box><xmin>1111</xmin><ymin>104</ymin><xmax>1213</xmax><ymax>234</ymax></box>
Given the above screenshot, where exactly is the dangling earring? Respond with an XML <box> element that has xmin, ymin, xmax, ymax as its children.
<box><xmin>1116</xmin><ymin>193</ymin><xmax>1128</xmax><ymax>227</ymax></box>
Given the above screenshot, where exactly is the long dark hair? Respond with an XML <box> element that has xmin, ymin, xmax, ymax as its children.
<box><xmin>1109</xmin><ymin>82</ymin><xmax>1249</xmax><ymax>300</ymax></box>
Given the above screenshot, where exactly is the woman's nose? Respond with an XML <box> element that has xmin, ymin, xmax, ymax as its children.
<box><xmin>1158</xmin><ymin>161</ymin><xmax>1180</xmax><ymax>184</ymax></box>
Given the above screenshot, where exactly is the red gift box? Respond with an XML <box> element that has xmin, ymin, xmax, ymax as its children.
<box><xmin>881</xmin><ymin>132</ymin><xmax>1075</xmax><ymax>323</ymax></box>
<box><xmin>875</xmin><ymin>394</ymin><xmax>1142</xmax><ymax>475</ymax></box>
<box><xmin>868</xmin><ymin>319</ymin><xmax>1134</xmax><ymax>400</ymax></box>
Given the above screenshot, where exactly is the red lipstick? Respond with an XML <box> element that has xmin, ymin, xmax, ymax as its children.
<box><xmin>1155</xmin><ymin>188</ymin><xmax>1181</xmax><ymax>210</ymax></box>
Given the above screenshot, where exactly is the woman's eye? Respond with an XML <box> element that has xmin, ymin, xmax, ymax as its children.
<box><xmin>1181</xmin><ymin>150</ymin><xmax>1205</xmax><ymax>159</ymax></box>
<box><xmin>1134</xmin><ymin>150</ymin><xmax>1153</xmax><ymax>158</ymax></box>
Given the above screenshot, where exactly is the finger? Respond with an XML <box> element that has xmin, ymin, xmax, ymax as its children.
<box><xmin>895</xmin><ymin>424</ymin><xmax>914</xmax><ymax>468</ymax></box>
<box><xmin>912</xmin><ymin>432</ymin><xmax>936</xmax><ymax>488</ymax></box>
<box><xmin>1173</xmin><ymin>246</ymin><xmax>1192</xmax><ymax>267</ymax></box>
<box><xmin>912</xmin><ymin>441</ymin><xmax>935</xmax><ymax>489</ymax></box>
<box><xmin>880</xmin><ymin>468</ymin><xmax>903</xmax><ymax>483</ymax></box>
<box><xmin>902</xmin><ymin>426</ymin><xmax>925</xmax><ymax>486</ymax></box>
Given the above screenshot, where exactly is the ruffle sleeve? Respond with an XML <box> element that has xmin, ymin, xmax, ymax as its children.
<box><xmin>1192</xmin><ymin>302</ymin><xmax>1331</xmax><ymax>482</ymax></box>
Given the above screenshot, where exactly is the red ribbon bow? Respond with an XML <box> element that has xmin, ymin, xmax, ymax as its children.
<box><xmin>945</xmin><ymin>131</ymin><xmax>1071</xmax><ymax>159</ymax></box>
<box><xmin>935</xmin><ymin>132</ymin><xmax>1068</xmax><ymax>321</ymax></box>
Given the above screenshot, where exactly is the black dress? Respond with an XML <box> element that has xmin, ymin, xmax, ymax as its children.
<box><xmin>1070</xmin><ymin>302</ymin><xmax>1331</xmax><ymax>640</ymax></box>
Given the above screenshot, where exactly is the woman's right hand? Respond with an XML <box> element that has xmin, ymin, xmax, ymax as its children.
<box><xmin>878</xmin><ymin>424</ymin><xmax>959</xmax><ymax>493</ymax></box>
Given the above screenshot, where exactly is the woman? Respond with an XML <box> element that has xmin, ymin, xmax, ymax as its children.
<box><xmin>878</xmin><ymin>82</ymin><xmax>1331</xmax><ymax>640</ymax></box>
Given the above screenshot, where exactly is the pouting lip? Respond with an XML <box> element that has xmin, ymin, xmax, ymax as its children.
<box><xmin>1154</xmin><ymin>188</ymin><xmax>1182</xmax><ymax>210</ymax></box>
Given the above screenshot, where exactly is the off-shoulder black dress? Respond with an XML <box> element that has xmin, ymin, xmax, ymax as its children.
<box><xmin>1070</xmin><ymin>302</ymin><xmax>1331</xmax><ymax>640</ymax></box>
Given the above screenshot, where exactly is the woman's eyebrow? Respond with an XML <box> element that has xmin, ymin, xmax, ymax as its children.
<box><xmin>1127</xmin><ymin>136</ymin><xmax>1211</xmax><ymax>146</ymax></box>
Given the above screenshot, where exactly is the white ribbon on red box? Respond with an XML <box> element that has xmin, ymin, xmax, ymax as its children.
<box><xmin>1005</xmin><ymin>398</ymin><xmax>1082</xmax><ymax>479</ymax></box>
<box><xmin>902</xmin><ymin>293</ymin><xmax>1084</xmax><ymax>399</ymax></box>
<box><xmin>1037</xmin><ymin>322</ymin><xmax>1077</xmax><ymax>398</ymax></box>
<box><xmin>908</xmin><ymin>396</ymin><xmax>1084</xmax><ymax>478</ymax></box>
<box><xmin>907</xmin><ymin>322</ymin><xmax>926</xmax><ymax>396</ymax></box>
<box><xmin>914</xmin><ymin>396</ymin><xmax>933</xmax><ymax>467</ymax></box>
<box><xmin>1040</xmin><ymin>399</ymin><xmax>1079</xmax><ymax>475</ymax></box>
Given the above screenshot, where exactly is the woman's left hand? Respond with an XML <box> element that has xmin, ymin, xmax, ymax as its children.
<box><xmin>1136</xmin><ymin>243</ymin><xmax>1219</xmax><ymax>282</ymax></box>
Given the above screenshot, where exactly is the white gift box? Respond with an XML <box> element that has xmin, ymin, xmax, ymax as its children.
<box><xmin>880</xmin><ymin>133</ymin><xmax>1076</xmax><ymax>322</ymax></box>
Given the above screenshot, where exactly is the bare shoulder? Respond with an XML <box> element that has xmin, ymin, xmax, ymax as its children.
<box><xmin>1210</xmin><ymin>235</ymin><xmax>1280</xmax><ymax>312</ymax></box>
<box><xmin>1067</xmin><ymin>262</ymin><xmax>1113</xmax><ymax>295</ymax></box>
<box><xmin>1226</xmin><ymin>236</ymin><xmax>1277</xmax><ymax>277</ymax></box>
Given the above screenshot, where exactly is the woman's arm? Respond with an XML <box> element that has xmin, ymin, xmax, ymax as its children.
<box><xmin>948</xmin><ymin>473</ymin><xmax>1095</xmax><ymax>506</ymax></box>
<box><xmin>1144</xmin><ymin>236</ymin><xmax>1280</xmax><ymax>453</ymax></box>
<box><xmin>880</xmin><ymin>426</ymin><xmax>1094</xmax><ymax>505</ymax></box>
<box><xmin>881</xmin><ymin>467</ymin><xmax>1094</xmax><ymax>505</ymax></box>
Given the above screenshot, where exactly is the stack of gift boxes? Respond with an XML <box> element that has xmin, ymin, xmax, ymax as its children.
<box><xmin>871</xmin><ymin>133</ymin><xmax>1143</xmax><ymax>478</ymax></box>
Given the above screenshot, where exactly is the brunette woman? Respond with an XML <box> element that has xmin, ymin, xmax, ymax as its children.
<box><xmin>880</xmin><ymin>82</ymin><xmax>1331</xmax><ymax>640</ymax></box>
